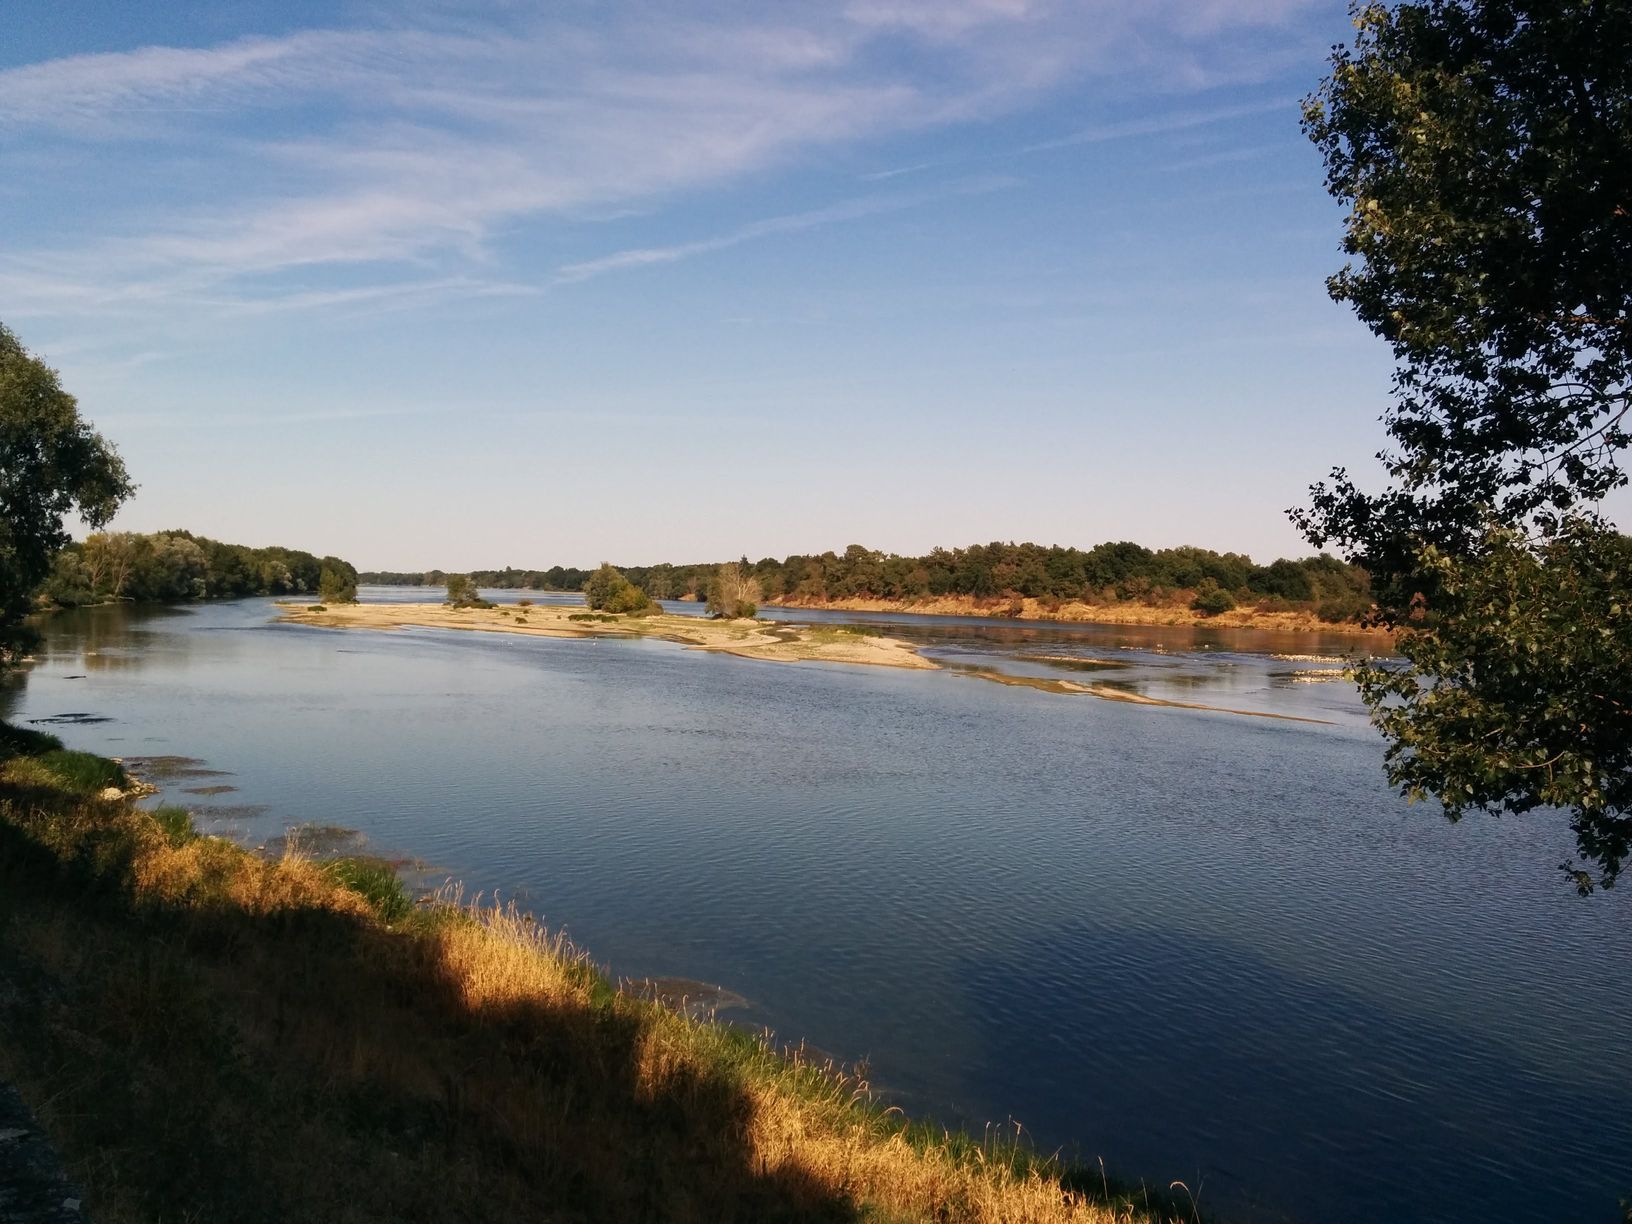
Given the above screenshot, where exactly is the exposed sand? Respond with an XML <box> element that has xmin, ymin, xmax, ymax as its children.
<box><xmin>279</xmin><ymin>600</ymin><xmax>1334</xmax><ymax>723</ymax></box>
<box><xmin>277</xmin><ymin>601</ymin><xmax>938</xmax><ymax>670</ymax></box>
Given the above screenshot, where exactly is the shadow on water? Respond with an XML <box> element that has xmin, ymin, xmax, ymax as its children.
<box><xmin>955</xmin><ymin>923</ymin><xmax>1632</xmax><ymax>1224</ymax></box>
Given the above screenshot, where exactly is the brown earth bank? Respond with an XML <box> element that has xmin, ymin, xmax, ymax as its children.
<box><xmin>769</xmin><ymin>594</ymin><xmax>1393</xmax><ymax>637</ymax></box>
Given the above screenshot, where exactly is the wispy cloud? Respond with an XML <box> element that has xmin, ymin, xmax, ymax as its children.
<box><xmin>554</xmin><ymin>177</ymin><xmax>1015</xmax><ymax>285</ymax></box>
<box><xmin>0</xmin><ymin>2</ymin><xmax>1325</xmax><ymax>328</ymax></box>
<box><xmin>1020</xmin><ymin>97</ymin><xmax>1299</xmax><ymax>155</ymax></box>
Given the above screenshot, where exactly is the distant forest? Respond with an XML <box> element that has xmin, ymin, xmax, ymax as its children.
<box><xmin>362</xmin><ymin>541</ymin><xmax>1373</xmax><ymax>622</ymax></box>
<box><xmin>39</xmin><ymin>531</ymin><xmax>357</xmax><ymax>607</ymax></box>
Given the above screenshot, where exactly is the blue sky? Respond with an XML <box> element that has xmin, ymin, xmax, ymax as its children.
<box><xmin>6</xmin><ymin>0</ymin><xmax>1582</xmax><ymax>571</ymax></box>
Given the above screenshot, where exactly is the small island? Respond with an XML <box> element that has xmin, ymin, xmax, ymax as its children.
<box><xmin>279</xmin><ymin>599</ymin><xmax>939</xmax><ymax>671</ymax></box>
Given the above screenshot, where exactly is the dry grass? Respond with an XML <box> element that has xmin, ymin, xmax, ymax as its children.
<box><xmin>0</xmin><ymin>733</ymin><xmax>1178</xmax><ymax>1224</ymax></box>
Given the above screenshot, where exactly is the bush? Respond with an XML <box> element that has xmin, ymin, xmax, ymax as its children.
<box><xmin>516</xmin><ymin>599</ymin><xmax>533</xmax><ymax>607</ymax></box>
<box><xmin>584</xmin><ymin>563</ymin><xmax>652</xmax><ymax>614</ymax></box>
<box><xmin>1191</xmin><ymin>585</ymin><xmax>1236</xmax><ymax>617</ymax></box>
<box><xmin>445</xmin><ymin>574</ymin><xmax>480</xmax><ymax>607</ymax></box>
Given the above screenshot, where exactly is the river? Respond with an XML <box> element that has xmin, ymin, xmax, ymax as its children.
<box><xmin>5</xmin><ymin>589</ymin><xmax>1629</xmax><ymax>1223</ymax></box>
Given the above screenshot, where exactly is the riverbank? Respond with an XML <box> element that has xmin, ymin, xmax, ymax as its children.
<box><xmin>769</xmin><ymin>594</ymin><xmax>1391</xmax><ymax>636</ymax></box>
<box><xmin>0</xmin><ymin>726</ymin><xmax>1179</xmax><ymax>1223</ymax></box>
<box><xmin>280</xmin><ymin>600</ymin><xmax>938</xmax><ymax>670</ymax></box>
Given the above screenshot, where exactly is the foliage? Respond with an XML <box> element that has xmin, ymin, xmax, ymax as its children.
<box><xmin>444</xmin><ymin>573</ymin><xmax>483</xmax><ymax>607</ymax></box>
<box><xmin>668</xmin><ymin>542</ymin><xmax>1364</xmax><ymax>612</ymax></box>
<box><xmin>359</xmin><ymin>565</ymin><xmax>591</xmax><ymax>590</ymax></box>
<box><xmin>317</xmin><ymin>565</ymin><xmax>358</xmax><ymax>605</ymax></box>
<box><xmin>1298</xmin><ymin>1</ymin><xmax>1632</xmax><ymax>888</ymax></box>
<box><xmin>706</xmin><ymin>561</ymin><xmax>762</xmax><ymax>619</ymax></box>
<box><xmin>1354</xmin><ymin>521</ymin><xmax>1632</xmax><ymax>891</ymax></box>
<box><xmin>0</xmin><ymin>322</ymin><xmax>133</xmax><ymax>664</ymax></box>
<box><xmin>1298</xmin><ymin>1</ymin><xmax>1632</xmax><ymax>586</ymax></box>
<box><xmin>37</xmin><ymin>530</ymin><xmax>355</xmax><ymax>608</ymax></box>
<box><xmin>583</xmin><ymin>563</ymin><xmax>651</xmax><ymax>613</ymax></box>
<box><xmin>382</xmin><ymin>543</ymin><xmax>1372</xmax><ymax>620</ymax></box>
<box><xmin>1189</xmin><ymin>584</ymin><xmax>1236</xmax><ymax>617</ymax></box>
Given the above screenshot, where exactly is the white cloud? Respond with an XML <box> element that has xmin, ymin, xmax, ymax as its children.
<box><xmin>0</xmin><ymin>1</ymin><xmax>1325</xmax><ymax>324</ymax></box>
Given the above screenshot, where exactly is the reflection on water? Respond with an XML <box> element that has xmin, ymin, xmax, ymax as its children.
<box><xmin>8</xmin><ymin>593</ymin><xmax>1631</xmax><ymax>1224</ymax></box>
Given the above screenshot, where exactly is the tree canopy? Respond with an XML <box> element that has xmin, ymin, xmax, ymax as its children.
<box><xmin>583</xmin><ymin>563</ymin><xmax>652</xmax><ymax>615</ymax></box>
<box><xmin>1298</xmin><ymin>1</ymin><xmax>1632</xmax><ymax>889</ymax></box>
<box><xmin>0</xmin><ymin>323</ymin><xmax>132</xmax><ymax>663</ymax></box>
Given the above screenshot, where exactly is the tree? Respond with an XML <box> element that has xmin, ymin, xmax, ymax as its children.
<box><xmin>318</xmin><ymin>565</ymin><xmax>358</xmax><ymax>604</ymax></box>
<box><xmin>583</xmin><ymin>563</ymin><xmax>651</xmax><ymax>614</ymax></box>
<box><xmin>445</xmin><ymin>574</ymin><xmax>479</xmax><ymax>606</ymax></box>
<box><xmin>706</xmin><ymin>562</ymin><xmax>762</xmax><ymax>619</ymax></box>
<box><xmin>1297</xmin><ymin>2</ymin><xmax>1632</xmax><ymax>889</ymax></box>
<box><xmin>1190</xmin><ymin>583</ymin><xmax>1236</xmax><ymax>617</ymax></box>
<box><xmin>0</xmin><ymin>323</ymin><xmax>132</xmax><ymax>663</ymax></box>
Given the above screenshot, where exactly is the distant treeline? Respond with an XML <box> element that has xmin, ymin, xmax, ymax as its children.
<box><xmin>362</xmin><ymin>541</ymin><xmax>1372</xmax><ymax>621</ymax></box>
<box><xmin>361</xmin><ymin>567</ymin><xmax>592</xmax><ymax>591</ymax></box>
<box><xmin>40</xmin><ymin>531</ymin><xmax>357</xmax><ymax>607</ymax></box>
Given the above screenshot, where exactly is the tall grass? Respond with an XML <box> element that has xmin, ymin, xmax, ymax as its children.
<box><xmin>0</xmin><ymin>729</ymin><xmax>1178</xmax><ymax>1224</ymax></box>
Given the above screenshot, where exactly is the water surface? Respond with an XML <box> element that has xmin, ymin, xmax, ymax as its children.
<box><xmin>7</xmin><ymin>590</ymin><xmax>1629</xmax><ymax>1223</ymax></box>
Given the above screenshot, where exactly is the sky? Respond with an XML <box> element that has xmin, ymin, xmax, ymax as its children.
<box><xmin>6</xmin><ymin>0</ymin><xmax>1597</xmax><ymax>571</ymax></box>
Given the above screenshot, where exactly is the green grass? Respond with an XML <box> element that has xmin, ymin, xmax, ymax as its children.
<box><xmin>36</xmin><ymin>748</ymin><xmax>128</xmax><ymax>794</ymax></box>
<box><xmin>150</xmin><ymin>805</ymin><xmax>196</xmax><ymax>847</ymax></box>
<box><xmin>323</xmin><ymin>856</ymin><xmax>412</xmax><ymax>923</ymax></box>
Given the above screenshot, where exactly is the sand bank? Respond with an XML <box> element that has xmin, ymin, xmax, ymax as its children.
<box><xmin>278</xmin><ymin>601</ymin><xmax>938</xmax><ymax>670</ymax></box>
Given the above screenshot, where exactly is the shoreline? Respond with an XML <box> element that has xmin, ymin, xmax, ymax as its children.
<box><xmin>767</xmin><ymin>593</ymin><xmax>1390</xmax><ymax>635</ymax></box>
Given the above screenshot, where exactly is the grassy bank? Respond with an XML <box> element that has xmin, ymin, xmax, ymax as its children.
<box><xmin>0</xmin><ymin>727</ymin><xmax>1183</xmax><ymax>1224</ymax></box>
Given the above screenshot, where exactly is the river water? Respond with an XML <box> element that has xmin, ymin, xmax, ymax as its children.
<box><xmin>5</xmin><ymin>590</ymin><xmax>1629</xmax><ymax>1223</ymax></box>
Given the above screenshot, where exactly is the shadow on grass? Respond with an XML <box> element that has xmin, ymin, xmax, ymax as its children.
<box><xmin>0</xmin><ymin>801</ymin><xmax>861</xmax><ymax>1224</ymax></box>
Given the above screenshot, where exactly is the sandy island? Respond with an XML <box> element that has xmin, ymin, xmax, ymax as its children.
<box><xmin>278</xmin><ymin>601</ymin><xmax>938</xmax><ymax>670</ymax></box>
<box><xmin>279</xmin><ymin>601</ymin><xmax>1335</xmax><ymax>724</ymax></box>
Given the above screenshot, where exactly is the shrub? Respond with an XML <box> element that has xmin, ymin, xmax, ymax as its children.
<box><xmin>1191</xmin><ymin>585</ymin><xmax>1236</xmax><ymax>617</ymax></box>
<box><xmin>516</xmin><ymin>599</ymin><xmax>533</xmax><ymax>607</ymax></box>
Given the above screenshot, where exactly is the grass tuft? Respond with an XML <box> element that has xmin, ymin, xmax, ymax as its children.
<box><xmin>38</xmin><ymin>748</ymin><xmax>128</xmax><ymax>794</ymax></box>
<box><xmin>150</xmin><ymin>805</ymin><xmax>196</xmax><ymax>846</ymax></box>
<box><xmin>323</xmin><ymin>856</ymin><xmax>413</xmax><ymax>923</ymax></box>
